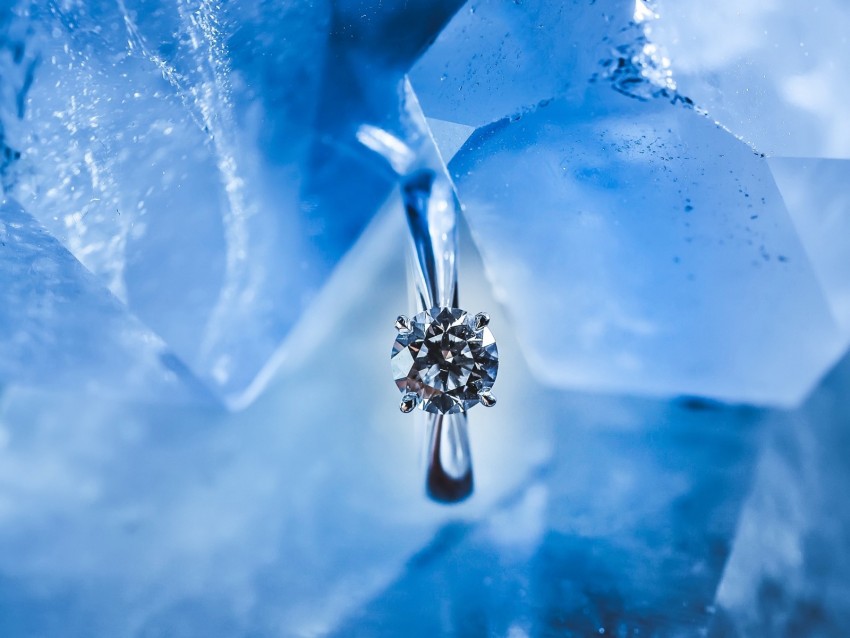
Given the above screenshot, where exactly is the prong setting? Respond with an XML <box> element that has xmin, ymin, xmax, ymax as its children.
<box><xmin>473</xmin><ymin>311</ymin><xmax>490</xmax><ymax>331</ymax></box>
<box><xmin>478</xmin><ymin>388</ymin><xmax>497</xmax><ymax>407</ymax></box>
<box><xmin>393</xmin><ymin>307</ymin><xmax>499</xmax><ymax>414</ymax></box>
<box><xmin>400</xmin><ymin>392</ymin><xmax>419</xmax><ymax>413</ymax></box>
<box><xmin>395</xmin><ymin>314</ymin><xmax>412</xmax><ymax>332</ymax></box>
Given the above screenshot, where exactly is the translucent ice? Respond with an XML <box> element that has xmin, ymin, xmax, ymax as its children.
<box><xmin>331</xmin><ymin>396</ymin><xmax>763</xmax><ymax>636</ymax></box>
<box><xmin>769</xmin><ymin>158</ymin><xmax>850</xmax><ymax>338</ymax></box>
<box><xmin>410</xmin><ymin>0</ymin><xmax>634</xmax><ymax>128</ymax></box>
<box><xmin>0</xmin><ymin>1</ymin><xmax>465</xmax><ymax>406</ymax></box>
<box><xmin>0</xmin><ymin>205</ymin><xmax>765</xmax><ymax>633</ymax></box>
<box><xmin>650</xmin><ymin>0</ymin><xmax>850</xmax><ymax>158</ymax></box>
<box><xmin>0</xmin><ymin>208</ymin><xmax>550</xmax><ymax>636</ymax></box>
<box><xmin>450</xmin><ymin>87</ymin><xmax>844</xmax><ymax>406</ymax></box>
<box><xmin>0</xmin><ymin>199</ymin><xmax>199</xmax><ymax>401</ymax></box>
<box><xmin>425</xmin><ymin>117</ymin><xmax>475</xmax><ymax>164</ymax></box>
<box><xmin>713</xmin><ymin>350</ymin><xmax>850</xmax><ymax>636</ymax></box>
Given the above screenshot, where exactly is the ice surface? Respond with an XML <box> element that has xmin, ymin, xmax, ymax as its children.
<box><xmin>1</xmin><ymin>2</ymin><xmax>325</xmax><ymax>403</ymax></box>
<box><xmin>426</xmin><ymin>117</ymin><xmax>475</xmax><ymax>165</ymax></box>
<box><xmin>0</xmin><ymin>198</ymin><xmax>200</xmax><ymax>401</ymax></box>
<box><xmin>0</xmin><ymin>1</ymin><xmax>463</xmax><ymax>406</ymax></box>
<box><xmin>0</xmin><ymin>204</ymin><xmax>552</xmax><ymax>637</ymax></box>
<box><xmin>712</xmin><ymin>350</ymin><xmax>850</xmax><ymax>637</ymax></box>
<box><xmin>332</xmin><ymin>396</ymin><xmax>763</xmax><ymax>636</ymax></box>
<box><xmin>650</xmin><ymin>0</ymin><xmax>850</xmax><ymax>158</ymax></box>
<box><xmin>410</xmin><ymin>0</ymin><xmax>634</xmax><ymax>128</ymax></box>
<box><xmin>0</xmin><ymin>2</ymin><xmax>846</xmax><ymax>635</ymax></box>
<box><xmin>769</xmin><ymin>158</ymin><xmax>850</xmax><ymax>338</ymax></box>
<box><xmin>0</xmin><ymin>205</ymin><xmax>766</xmax><ymax>635</ymax></box>
<box><xmin>450</xmin><ymin>86</ymin><xmax>844</xmax><ymax>406</ymax></box>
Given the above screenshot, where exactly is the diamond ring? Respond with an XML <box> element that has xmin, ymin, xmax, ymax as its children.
<box><xmin>391</xmin><ymin>168</ymin><xmax>499</xmax><ymax>503</ymax></box>
<box><xmin>392</xmin><ymin>307</ymin><xmax>498</xmax><ymax>415</ymax></box>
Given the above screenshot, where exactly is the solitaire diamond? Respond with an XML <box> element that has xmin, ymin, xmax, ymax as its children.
<box><xmin>392</xmin><ymin>307</ymin><xmax>499</xmax><ymax>414</ymax></box>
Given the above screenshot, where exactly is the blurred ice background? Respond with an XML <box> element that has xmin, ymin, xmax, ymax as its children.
<box><xmin>1</xmin><ymin>0</ymin><xmax>848</xmax><ymax>635</ymax></box>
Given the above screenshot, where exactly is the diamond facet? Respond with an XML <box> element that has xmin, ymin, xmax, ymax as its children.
<box><xmin>392</xmin><ymin>307</ymin><xmax>499</xmax><ymax>414</ymax></box>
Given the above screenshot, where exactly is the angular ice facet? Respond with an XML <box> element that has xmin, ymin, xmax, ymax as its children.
<box><xmin>650</xmin><ymin>0</ymin><xmax>850</xmax><ymax>158</ymax></box>
<box><xmin>450</xmin><ymin>87</ymin><xmax>843</xmax><ymax>406</ymax></box>
<box><xmin>0</xmin><ymin>199</ymin><xmax>199</xmax><ymax>401</ymax></box>
<box><xmin>2</xmin><ymin>2</ymin><xmax>328</xmax><ymax>405</ymax></box>
<box><xmin>0</xmin><ymin>206</ymin><xmax>550</xmax><ymax>637</ymax></box>
<box><xmin>425</xmin><ymin>118</ymin><xmax>475</xmax><ymax>163</ymax></box>
<box><xmin>331</xmin><ymin>396</ymin><xmax>763</xmax><ymax>636</ymax></box>
<box><xmin>769</xmin><ymin>158</ymin><xmax>850</xmax><ymax>339</ymax></box>
<box><xmin>713</xmin><ymin>350</ymin><xmax>850</xmax><ymax>636</ymax></box>
<box><xmin>410</xmin><ymin>0</ymin><xmax>634</xmax><ymax>128</ymax></box>
<box><xmin>1</xmin><ymin>1</ymin><xmax>463</xmax><ymax>407</ymax></box>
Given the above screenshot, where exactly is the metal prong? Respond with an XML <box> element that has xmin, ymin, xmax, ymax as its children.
<box><xmin>474</xmin><ymin>312</ymin><xmax>490</xmax><ymax>331</ymax></box>
<box><xmin>395</xmin><ymin>315</ymin><xmax>412</xmax><ymax>332</ymax></box>
<box><xmin>400</xmin><ymin>392</ymin><xmax>419</xmax><ymax>413</ymax></box>
<box><xmin>478</xmin><ymin>388</ymin><xmax>497</xmax><ymax>407</ymax></box>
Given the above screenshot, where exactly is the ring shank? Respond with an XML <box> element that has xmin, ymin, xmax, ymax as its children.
<box><xmin>401</xmin><ymin>168</ymin><xmax>473</xmax><ymax>504</ymax></box>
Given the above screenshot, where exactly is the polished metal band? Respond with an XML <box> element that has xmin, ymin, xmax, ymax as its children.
<box><xmin>400</xmin><ymin>169</ymin><xmax>473</xmax><ymax>503</ymax></box>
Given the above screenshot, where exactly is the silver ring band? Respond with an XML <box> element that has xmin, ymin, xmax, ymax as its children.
<box><xmin>400</xmin><ymin>169</ymin><xmax>473</xmax><ymax>503</ymax></box>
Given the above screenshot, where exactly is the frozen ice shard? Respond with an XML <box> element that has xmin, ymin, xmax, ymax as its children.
<box><xmin>2</xmin><ymin>1</ymin><xmax>330</xmax><ymax>404</ymax></box>
<box><xmin>0</xmin><ymin>208</ymin><xmax>549</xmax><ymax>637</ymax></box>
<box><xmin>410</xmin><ymin>0</ymin><xmax>634</xmax><ymax>128</ymax></box>
<box><xmin>0</xmin><ymin>1</ymin><xmax>464</xmax><ymax>406</ymax></box>
<box><xmin>0</xmin><ymin>198</ymin><xmax>200</xmax><ymax>400</ymax></box>
<box><xmin>330</xmin><ymin>396</ymin><xmax>763</xmax><ymax>636</ymax></box>
<box><xmin>712</xmin><ymin>350</ymin><xmax>850</xmax><ymax>636</ymax></box>
<box><xmin>449</xmin><ymin>87</ymin><xmax>843</xmax><ymax>406</ymax></box>
<box><xmin>769</xmin><ymin>157</ymin><xmax>850</xmax><ymax>339</ymax></box>
<box><xmin>649</xmin><ymin>0</ymin><xmax>850</xmax><ymax>158</ymax></box>
<box><xmin>425</xmin><ymin>118</ymin><xmax>475</xmax><ymax>164</ymax></box>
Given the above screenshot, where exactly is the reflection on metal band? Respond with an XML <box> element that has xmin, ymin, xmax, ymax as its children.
<box><xmin>401</xmin><ymin>167</ymin><xmax>473</xmax><ymax>504</ymax></box>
